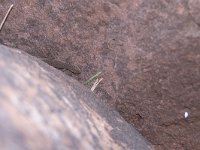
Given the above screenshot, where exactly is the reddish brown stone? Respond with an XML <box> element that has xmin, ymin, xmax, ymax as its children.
<box><xmin>0</xmin><ymin>0</ymin><xmax>200</xmax><ymax>149</ymax></box>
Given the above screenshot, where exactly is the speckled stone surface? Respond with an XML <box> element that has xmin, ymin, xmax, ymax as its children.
<box><xmin>0</xmin><ymin>44</ymin><xmax>152</xmax><ymax>150</ymax></box>
<box><xmin>0</xmin><ymin>0</ymin><xmax>200</xmax><ymax>149</ymax></box>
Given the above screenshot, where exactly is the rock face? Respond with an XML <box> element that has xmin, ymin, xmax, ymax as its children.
<box><xmin>0</xmin><ymin>44</ymin><xmax>152</xmax><ymax>150</ymax></box>
<box><xmin>0</xmin><ymin>0</ymin><xmax>200</xmax><ymax>149</ymax></box>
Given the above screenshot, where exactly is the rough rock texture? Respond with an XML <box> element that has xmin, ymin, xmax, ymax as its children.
<box><xmin>0</xmin><ymin>44</ymin><xmax>152</xmax><ymax>150</ymax></box>
<box><xmin>0</xmin><ymin>0</ymin><xmax>200</xmax><ymax>149</ymax></box>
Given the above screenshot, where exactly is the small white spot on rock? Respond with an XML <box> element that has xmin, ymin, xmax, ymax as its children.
<box><xmin>184</xmin><ymin>112</ymin><xmax>189</xmax><ymax>118</ymax></box>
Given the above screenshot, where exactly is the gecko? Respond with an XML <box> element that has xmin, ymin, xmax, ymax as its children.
<box><xmin>41</xmin><ymin>58</ymin><xmax>81</xmax><ymax>74</ymax></box>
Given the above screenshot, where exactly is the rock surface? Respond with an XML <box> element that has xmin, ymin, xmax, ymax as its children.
<box><xmin>0</xmin><ymin>44</ymin><xmax>152</xmax><ymax>150</ymax></box>
<box><xmin>0</xmin><ymin>0</ymin><xmax>200</xmax><ymax>149</ymax></box>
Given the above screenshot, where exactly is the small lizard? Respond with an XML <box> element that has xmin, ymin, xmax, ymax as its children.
<box><xmin>41</xmin><ymin>58</ymin><xmax>81</xmax><ymax>74</ymax></box>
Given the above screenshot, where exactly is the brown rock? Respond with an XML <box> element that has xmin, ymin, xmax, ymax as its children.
<box><xmin>0</xmin><ymin>44</ymin><xmax>152</xmax><ymax>150</ymax></box>
<box><xmin>189</xmin><ymin>0</ymin><xmax>200</xmax><ymax>25</ymax></box>
<box><xmin>0</xmin><ymin>0</ymin><xmax>200</xmax><ymax>149</ymax></box>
